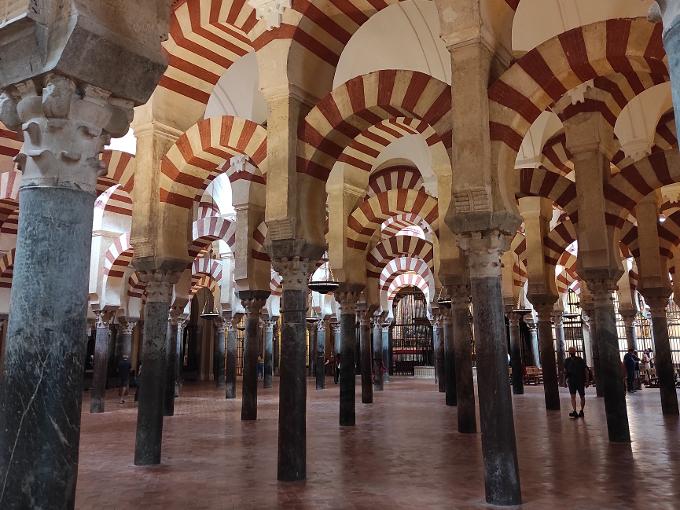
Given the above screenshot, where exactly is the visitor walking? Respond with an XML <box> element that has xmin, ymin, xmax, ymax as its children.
<box><xmin>641</xmin><ymin>349</ymin><xmax>651</xmax><ymax>385</ymax></box>
<box><xmin>564</xmin><ymin>346</ymin><xmax>587</xmax><ymax>418</ymax></box>
<box><xmin>623</xmin><ymin>348</ymin><xmax>639</xmax><ymax>393</ymax></box>
<box><xmin>118</xmin><ymin>355</ymin><xmax>132</xmax><ymax>404</ymax></box>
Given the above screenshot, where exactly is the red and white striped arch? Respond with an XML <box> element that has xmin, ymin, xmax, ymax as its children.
<box><xmin>159</xmin><ymin>116</ymin><xmax>267</xmax><ymax>209</ymax></box>
<box><xmin>127</xmin><ymin>272</ymin><xmax>146</xmax><ymax>299</ymax></box>
<box><xmin>298</xmin><ymin>70</ymin><xmax>451</xmax><ymax>182</ymax></box>
<box><xmin>0</xmin><ymin>170</ymin><xmax>20</xmax><ymax>226</ymax></box>
<box><xmin>653</xmin><ymin>110</ymin><xmax>677</xmax><ymax>150</ymax></box>
<box><xmin>366</xmin><ymin>235</ymin><xmax>434</xmax><ymax>279</ymax></box>
<box><xmin>385</xmin><ymin>272</ymin><xmax>431</xmax><ymax>303</ymax></box>
<box><xmin>0</xmin><ymin>248</ymin><xmax>14</xmax><ymax>288</ymax></box>
<box><xmin>544</xmin><ymin>219</ymin><xmax>577</xmax><ymax>266</ymax></box>
<box><xmin>381</xmin><ymin>212</ymin><xmax>432</xmax><ymax>239</ymax></box>
<box><xmin>251</xmin><ymin>220</ymin><xmax>269</xmax><ymax>261</ymax></box>
<box><xmin>103</xmin><ymin>233</ymin><xmax>133</xmax><ymax>279</ymax></box>
<box><xmin>191</xmin><ymin>257</ymin><xmax>223</xmax><ymax>295</ymax></box>
<box><xmin>514</xmin><ymin>167</ymin><xmax>577</xmax><ymax>216</ymax></box>
<box><xmin>190</xmin><ymin>215</ymin><xmax>236</xmax><ymax>258</ymax></box>
<box><xmin>347</xmin><ymin>189</ymin><xmax>439</xmax><ymax>250</ymax></box>
<box><xmin>366</xmin><ymin>165</ymin><xmax>424</xmax><ymax>198</ymax></box>
<box><xmin>379</xmin><ymin>256</ymin><xmax>433</xmax><ymax>292</ymax></box>
<box><xmin>97</xmin><ymin>150</ymin><xmax>136</xmax><ymax>194</ymax></box>
<box><xmin>0</xmin><ymin>123</ymin><xmax>21</xmax><ymax>172</ymax></box>
<box><xmin>197</xmin><ymin>199</ymin><xmax>221</xmax><ymax>218</ymax></box>
<box><xmin>94</xmin><ymin>184</ymin><xmax>133</xmax><ymax>219</ymax></box>
<box><xmin>556</xmin><ymin>250</ymin><xmax>580</xmax><ymax>294</ymax></box>
<box><xmin>541</xmin><ymin>133</ymin><xmax>572</xmax><ymax>176</ymax></box>
<box><xmin>270</xmin><ymin>270</ymin><xmax>282</xmax><ymax>297</ymax></box>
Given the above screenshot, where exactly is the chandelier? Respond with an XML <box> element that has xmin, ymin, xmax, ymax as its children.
<box><xmin>307</xmin><ymin>251</ymin><xmax>339</xmax><ymax>294</ymax></box>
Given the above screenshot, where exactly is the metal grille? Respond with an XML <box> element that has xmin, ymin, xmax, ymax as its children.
<box><xmin>562</xmin><ymin>289</ymin><xmax>586</xmax><ymax>361</ymax></box>
<box><xmin>391</xmin><ymin>288</ymin><xmax>432</xmax><ymax>375</ymax></box>
<box><xmin>236</xmin><ymin>315</ymin><xmax>245</xmax><ymax>376</ymax></box>
<box><xmin>665</xmin><ymin>297</ymin><xmax>680</xmax><ymax>365</ymax></box>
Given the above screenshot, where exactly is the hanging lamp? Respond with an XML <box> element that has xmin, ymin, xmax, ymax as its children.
<box><xmin>199</xmin><ymin>192</ymin><xmax>221</xmax><ymax>320</ymax></box>
<box><xmin>307</xmin><ymin>251</ymin><xmax>340</xmax><ymax>294</ymax></box>
<box><xmin>436</xmin><ymin>287</ymin><xmax>451</xmax><ymax>308</ymax></box>
<box><xmin>305</xmin><ymin>289</ymin><xmax>319</xmax><ymax>324</ymax></box>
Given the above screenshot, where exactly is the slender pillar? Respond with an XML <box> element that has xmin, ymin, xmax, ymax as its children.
<box><xmin>432</xmin><ymin>313</ymin><xmax>441</xmax><ymax>385</ymax></box>
<box><xmin>306</xmin><ymin>320</ymin><xmax>317</xmax><ymax>378</ymax></box>
<box><xmin>213</xmin><ymin>314</ymin><xmax>225</xmax><ymax>388</ymax></box>
<box><xmin>264</xmin><ymin>317</ymin><xmax>274</xmax><ymax>388</ymax></box>
<box><xmin>553</xmin><ymin>311</ymin><xmax>566</xmax><ymax>387</ymax></box>
<box><xmin>90</xmin><ymin>311</ymin><xmax>112</xmax><ymax>413</ymax></box>
<box><xmin>225</xmin><ymin>314</ymin><xmax>237</xmax><ymax>399</ymax></box>
<box><xmin>336</xmin><ymin>288</ymin><xmax>362</xmax><ymax>426</ymax></box>
<box><xmin>382</xmin><ymin>321</ymin><xmax>391</xmax><ymax>383</ymax></box>
<box><xmin>526</xmin><ymin>318</ymin><xmax>540</xmax><ymax>368</ymax></box>
<box><xmin>315</xmin><ymin>319</ymin><xmax>326</xmax><ymax>390</ymax></box>
<box><xmin>274</xmin><ymin>258</ymin><xmax>316</xmax><ymax>482</ymax></box>
<box><xmin>359</xmin><ymin>309</ymin><xmax>373</xmax><ymax>403</ymax></box>
<box><xmin>589</xmin><ymin>280</ymin><xmax>630</xmax><ymax>442</ymax></box>
<box><xmin>176</xmin><ymin>318</ymin><xmax>187</xmax><ymax>396</ymax></box>
<box><xmin>443</xmin><ymin>307</ymin><xmax>457</xmax><ymax>406</ymax></box>
<box><xmin>462</xmin><ymin>234</ymin><xmax>521</xmax><ymax>505</ymax></box>
<box><xmin>163</xmin><ymin>310</ymin><xmax>179</xmax><ymax>417</ymax></box>
<box><xmin>273</xmin><ymin>318</ymin><xmax>280</xmax><ymax>376</ymax></box>
<box><xmin>533</xmin><ymin>303</ymin><xmax>560</xmax><ymax>410</ymax></box>
<box><xmin>582</xmin><ymin>303</ymin><xmax>602</xmax><ymax>396</ymax></box>
<box><xmin>507</xmin><ymin>311</ymin><xmax>524</xmax><ymax>395</ymax></box>
<box><xmin>655</xmin><ymin>2</ymin><xmax>680</xmax><ymax>126</ymax></box>
<box><xmin>134</xmin><ymin>272</ymin><xmax>180</xmax><ymax>465</ymax></box>
<box><xmin>450</xmin><ymin>286</ymin><xmax>476</xmax><ymax>432</ymax></box>
<box><xmin>647</xmin><ymin>297</ymin><xmax>679</xmax><ymax>415</ymax></box>
<box><xmin>0</xmin><ymin>317</ymin><xmax>7</xmax><ymax>377</ymax></box>
<box><xmin>0</xmin><ymin>75</ymin><xmax>136</xmax><ymax>509</ymax></box>
<box><xmin>373</xmin><ymin>316</ymin><xmax>384</xmax><ymax>391</ymax></box>
<box><xmin>240</xmin><ymin>291</ymin><xmax>269</xmax><ymax>421</ymax></box>
<box><xmin>620</xmin><ymin>310</ymin><xmax>638</xmax><ymax>352</ymax></box>
<box><xmin>118</xmin><ymin>319</ymin><xmax>136</xmax><ymax>361</ymax></box>
<box><xmin>436</xmin><ymin>313</ymin><xmax>446</xmax><ymax>392</ymax></box>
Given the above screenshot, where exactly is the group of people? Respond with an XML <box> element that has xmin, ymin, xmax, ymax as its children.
<box><xmin>623</xmin><ymin>348</ymin><xmax>655</xmax><ymax>393</ymax></box>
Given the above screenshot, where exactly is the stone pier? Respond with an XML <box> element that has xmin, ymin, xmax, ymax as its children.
<box><xmin>240</xmin><ymin>291</ymin><xmax>269</xmax><ymax>421</ymax></box>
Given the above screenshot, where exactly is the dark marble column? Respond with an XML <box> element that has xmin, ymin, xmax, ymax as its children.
<box><xmin>382</xmin><ymin>321</ymin><xmax>391</xmax><ymax>383</ymax></box>
<box><xmin>306</xmin><ymin>320</ymin><xmax>317</xmax><ymax>378</ymax></box>
<box><xmin>442</xmin><ymin>307</ymin><xmax>457</xmax><ymax>406</ymax></box>
<box><xmin>526</xmin><ymin>318</ymin><xmax>540</xmax><ymax>367</ymax></box>
<box><xmin>658</xmin><ymin>4</ymin><xmax>680</xmax><ymax>131</ymax></box>
<box><xmin>647</xmin><ymin>296</ymin><xmax>679</xmax><ymax>416</ymax></box>
<box><xmin>451</xmin><ymin>288</ymin><xmax>476</xmax><ymax>433</ymax></box>
<box><xmin>435</xmin><ymin>313</ymin><xmax>446</xmax><ymax>392</ymax></box>
<box><xmin>336</xmin><ymin>288</ymin><xmax>362</xmax><ymax>426</ymax></box>
<box><xmin>464</xmin><ymin>234</ymin><xmax>521</xmax><ymax>505</ymax></box>
<box><xmin>176</xmin><ymin>318</ymin><xmax>187</xmax><ymax>396</ymax></box>
<box><xmin>533</xmin><ymin>304</ymin><xmax>560</xmax><ymax>411</ymax></box>
<box><xmin>620</xmin><ymin>310</ymin><xmax>637</xmax><ymax>351</ymax></box>
<box><xmin>507</xmin><ymin>310</ymin><xmax>524</xmax><ymax>395</ymax></box>
<box><xmin>213</xmin><ymin>314</ymin><xmax>226</xmax><ymax>388</ymax></box>
<box><xmin>553</xmin><ymin>311</ymin><xmax>566</xmax><ymax>387</ymax></box>
<box><xmin>264</xmin><ymin>317</ymin><xmax>275</xmax><ymax>389</ymax></box>
<box><xmin>358</xmin><ymin>307</ymin><xmax>373</xmax><ymax>404</ymax></box>
<box><xmin>273</xmin><ymin>319</ymin><xmax>280</xmax><ymax>376</ymax></box>
<box><xmin>274</xmin><ymin>258</ymin><xmax>316</xmax><ymax>482</ymax></box>
<box><xmin>225</xmin><ymin>313</ymin><xmax>238</xmax><ymax>399</ymax></box>
<box><xmin>0</xmin><ymin>317</ymin><xmax>7</xmax><ymax>378</ymax></box>
<box><xmin>90</xmin><ymin>311</ymin><xmax>113</xmax><ymax>413</ymax></box>
<box><xmin>588</xmin><ymin>280</ymin><xmax>630</xmax><ymax>442</ymax></box>
<box><xmin>118</xmin><ymin>319</ymin><xmax>136</xmax><ymax>361</ymax></box>
<box><xmin>432</xmin><ymin>313</ymin><xmax>441</xmax><ymax>385</ymax></box>
<box><xmin>134</xmin><ymin>272</ymin><xmax>180</xmax><ymax>465</ymax></box>
<box><xmin>315</xmin><ymin>319</ymin><xmax>326</xmax><ymax>390</ymax></box>
<box><xmin>372</xmin><ymin>316</ymin><xmax>384</xmax><ymax>391</ymax></box>
<box><xmin>240</xmin><ymin>291</ymin><xmax>269</xmax><ymax>421</ymax></box>
<box><xmin>163</xmin><ymin>310</ymin><xmax>179</xmax><ymax>417</ymax></box>
<box><xmin>582</xmin><ymin>303</ymin><xmax>602</xmax><ymax>396</ymax></box>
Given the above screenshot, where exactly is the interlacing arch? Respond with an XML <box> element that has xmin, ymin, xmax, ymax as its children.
<box><xmin>366</xmin><ymin>235</ymin><xmax>433</xmax><ymax>279</ymax></box>
<box><xmin>346</xmin><ymin>189</ymin><xmax>439</xmax><ymax>250</ymax></box>
<box><xmin>104</xmin><ymin>233</ymin><xmax>133</xmax><ymax>279</ymax></box>
<box><xmin>159</xmin><ymin>115</ymin><xmax>267</xmax><ymax>209</ymax></box>
<box><xmin>298</xmin><ymin>69</ymin><xmax>451</xmax><ymax>181</ymax></box>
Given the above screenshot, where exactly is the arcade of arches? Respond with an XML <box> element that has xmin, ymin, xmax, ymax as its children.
<box><xmin>2</xmin><ymin>1</ymin><xmax>680</xmax><ymax>508</ymax></box>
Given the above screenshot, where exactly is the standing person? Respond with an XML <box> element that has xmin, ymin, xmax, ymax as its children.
<box><xmin>564</xmin><ymin>346</ymin><xmax>588</xmax><ymax>418</ymax></box>
<box><xmin>334</xmin><ymin>353</ymin><xmax>341</xmax><ymax>384</ymax></box>
<box><xmin>118</xmin><ymin>355</ymin><xmax>132</xmax><ymax>404</ymax></box>
<box><xmin>257</xmin><ymin>355</ymin><xmax>264</xmax><ymax>381</ymax></box>
<box><xmin>641</xmin><ymin>349</ymin><xmax>651</xmax><ymax>385</ymax></box>
<box><xmin>623</xmin><ymin>348</ymin><xmax>639</xmax><ymax>393</ymax></box>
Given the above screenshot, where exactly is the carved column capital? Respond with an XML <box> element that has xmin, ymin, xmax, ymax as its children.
<box><xmin>239</xmin><ymin>290</ymin><xmax>270</xmax><ymax>317</ymax></box>
<box><xmin>120</xmin><ymin>319</ymin><xmax>137</xmax><ymax>336</ymax></box>
<box><xmin>137</xmin><ymin>269</ymin><xmax>181</xmax><ymax>303</ymax></box>
<box><xmin>585</xmin><ymin>278</ymin><xmax>618</xmax><ymax>308</ymax></box>
<box><xmin>271</xmin><ymin>257</ymin><xmax>317</xmax><ymax>291</ymax></box>
<box><xmin>335</xmin><ymin>285</ymin><xmax>364</xmax><ymax>315</ymax></box>
<box><xmin>458</xmin><ymin>230</ymin><xmax>510</xmax><ymax>279</ymax></box>
<box><xmin>507</xmin><ymin>311</ymin><xmax>521</xmax><ymax>328</ymax></box>
<box><xmin>214</xmin><ymin>316</ymin><xmax>227</xmax><ymax>333</ymax></box>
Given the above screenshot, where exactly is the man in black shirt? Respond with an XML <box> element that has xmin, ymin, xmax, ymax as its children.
<box><xmin>564</xmin><ymin>346</ymin><xmax>587</xmax><ymax>418</ymax></box>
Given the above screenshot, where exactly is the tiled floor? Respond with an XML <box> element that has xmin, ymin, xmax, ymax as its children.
<box><xmin>76</xmin><ymin>378</ymin><xmax>680</xmax><ymax>509</ymax></box>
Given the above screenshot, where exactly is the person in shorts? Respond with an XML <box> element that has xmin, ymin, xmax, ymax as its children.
<box><xmin>564</xmin><ymin>346</ymin><xmax>587</xmax><ymax>418</ymax></box>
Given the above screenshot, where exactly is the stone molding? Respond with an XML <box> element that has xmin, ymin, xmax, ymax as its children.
<box><xmin>138</xmin><ymin>270</ymin><xmax>181</xmax><ymax>303</ymax></box>
<box><xmin>271</xmin><ymin>257</ymin><xmax>317</xmax><ymax>291</ymax></box>
<box><xmin>458</xmin><ymin>231</ymin><xmax>509</xmax><ymax>279</ymax></box>
<box><xmin>120</xmin><ymin>319</ymin><xmax>137</xmax><ymax>336</ymax></box>
<box><xmin>335</xmin><ymin>286</ymin><xmax>364</xmax><ymax>315</ymax></box>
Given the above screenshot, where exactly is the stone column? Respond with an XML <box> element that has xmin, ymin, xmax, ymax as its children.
<box><xmin>358</xmin><ymin>306</ymin><xmax>373</xmax><ymax>404</ymax></box>
<box><xmin>533</xmin><ymin>302</ymin><xmax>560</xmax><ymax>410</ymax></box>
<box><xmin>134</xmin><ymin>271</ymin><xmax>180</xmax><ymax>465</ymax></box>
<box><xmin>0</xmin><ymin>317</ymin><xmax>7</xmax><ymax>375</ymax></box>
<box><xmin>450</xmin><ymin>285</ymin><xmax>476</xmax><ymax>432</ymax></box>
<box><xmin>653</xmin><ymin>2</ymin><xmax>680</xmax><ymax>123</ymax></box>
<box><xmin>646</xmin><ymin>294</ymin><xmax>679</xmax><ymax>415</ymax></box>
<box><xmin>264</xmin><ymin>317</ymin><xmax>275</xmax><ymax>389</ymax></box>
<box><xmin>581</xmin><ymin>299</ymin><xmax>601</xmax><ymax>396</ymax></box>
<box><xmin>225</xmin><ymin>313</ymin><xmax>238</xmax><ymax>399</ymax></box>
<box><xmin>239</xmin><ymin>291</ymin><xmax>269</xmax><ymax>421</ymax></box>
<box><xmin>90</xmin><ymin>310</ymin><xmax>113</xmax><ymax>413</ymax></box>
<box><xmin>163</xmin><ymin>309</ymin><xmax>179</xmax><ymax>417</ymax></box>
<box><xmin>176</xmin><ymin>317</ymin><xmax>187</xmax><ymax>396</ymax></box>
<box><xmin>553</xmin><ymin>311</ymin><xmax>566</xmax><ymax>387</ymax></box>
<box><xmin>372</xmin><ymin>316</ymin><xmax>384</xmax><ymax>391</ymax></box>
<box><xmin>336</xmin><ymin>287</ymin><xmax>363</xmax><ymax>426</ymax></box>
<box><xmin>331</xmin><ymin>320</ymin><xmax>341</xmax><ymax>355</ymax></box>
<box><xmin>620</xmin><ymin>309</ymin><xmax>638</xmax><ymax>352</ymax></box>
<box><xmin>118</xmin><ymin>319</ymin><xmax>136</xmax><ymax>361</ymax></box>
<box><xmin>382</xmin><ymin>320</ymin><xmax>391</xmax><ymax>382</ymax></box>
<box><xmin>315</xmin><ymin>319</ymin><xmax>326</xmax><ymax>390</ymax></box>
<box><xmin>306</xmin><ymin>320</ymin><xmax>317</xmax><ymax>377</ymax></box>
<box><xmin>507</xmin><ymin>310</ymin><xmax>524</xmax><ymax>395</ymax></box>
<box><xmin>435</xmin><ymin>312</ymin><xmax>446</xmax><ymax>393</ymax></box>
<box><xmin>525</xmin><ymin>318</ymin><xmax>540</xmax><ymax>367</ymax></box>
<box><xmin>273</xmin><ymin>318</ymin><xmax>280</xmax><ymax>376</ymax></box>
<box><xmin>442</xmin><ymin>306</ymin><xmax>457</xmax><ymax>406</ymax></box>
<box><xmin>460</xmin><ymin>233</ymin><xmax>520</xmax><ymax>504</ymax></box>
<box><xmin>588</xmin><ymin>279</ymin><xmax>630</xmax><ymax>442</ymax></box>
<box><xmin>213</xmin><ymin>314</ymin><xmax>226</xmax><ymax>388</ymax></box>
<box><xmin>431</xmin><ymin>312</ymin><xmax>441</xmax><ymax>386</ymax></box>
<box><xmin>273</xmin><ymin>257</ymin><xmax>316</xmax><ymax>482</ymax></box>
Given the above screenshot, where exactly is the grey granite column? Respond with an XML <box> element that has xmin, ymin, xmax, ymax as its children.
<box><xmin>553</xmin><ymin>311</ymin><xmax>566</xmax><ymax>387</ymax></box>
<box><xmin>240</xmin><ymin>291</ymin><xmax>269</xmax><ymax>421</ymax></box>
<box><xmin>462</xmin><ymin>234</ymin><xmax>521</xmax><ymax>505</ymax></box>
<box><xmin>507</xmin><ymin>311</ymin><xmax>524</xmax><ymax>395</ymax></box>
<box><xmin>443</xmin><ymin>307</ymin><xmax>457</xmax><ymax>406</ymax></box>
<box><xmin>0</xmin><ymin>318</ymin><xmax>7</xmax><ymax>377</ymax></box>
<box><xmin>589</xmin><ymin>280</ymin><xmax>630</xmax><ymax>442</ymax></box>
<box><xmin>656</xmin><ymin>3</ymin><xmax>680</xmax><ymax>132</ymax></box>
<box><xmin>382</xmin><ymin>321</ymin><xmax>391</xmax><ymax>383</ymax></box>
<box><xmin>0</xmin><ymin>75</ymin><xmax>137</xmax><ymax>509</ymax></box>
<box><xmin>372</xmin><ymin>316</ymin><xmax>384</xmax><ymax>391</ymax></box>
<box><xmin>526</xmin><ymin>318</ymin><xmax>540</xmax><ymax>367</ymax></box>
<box><xmin>134</xmin><ymin>272</ymin><xmax>180</xmax><ymax>465</ymax></box>
<box><xmin>264</xmin><ymin>317</ymin><xmax>274</xmax><ymax>389</ymax></box>
<box><xmin>358</xmin><ymin>306</ymin><xmax>373</xmax><ymax>404</ymax></box>
<box><xmin>225</xmin><ymin>313</ymin><xmax>238</xmax><ymax>399</ymax></box>
<box><xmin>332</xmin><ymin>320</ymin><xmax>341</xmax><ymax>354</ymax></box>
<box><xmin>647</xmin><ymin>297</ymin><xmax>679</xmax><ymax>415</ymax></box>
<box><xmin>582</xmin><ymin>303</ymin><xmax>602</xmax><ymax>396</ymax></box>
<box><xmin>90</xmin><ymin>311</ymin><xmax>112</xmax><ymax>413</ymax></box>
<box><xmin>213</xmin><ymin>314</ymin><xmax>225</xmax><ymax>388</ymax></box>
<box><xmin>534</xmin><ymin>304</ymin><xmax>560</xmax><ymax>410</ymax></box>
<box><xmin>451</xmin><ymin>287</ymin><xmax>476</xmax><ymax>433</ymax></box>
<box><xmin>118</xmin><ymin>319</ymin><xmax>136</xmax><ymax>361</ymax></box>
<box><xmin>432</xmin><ymin>313</ymin><xmax>441</xmax><ymax>385</ymax></box>
<box><xmin>620</xmin><ymin>310</ymin><xmax>638</xmax><ymax>351</ymax></box>
<box><xmin>307</xmin><ymin>320</ymin><xmax>317</xmax><ymax>377</ymax></box>
<box><xmin>336</xmin><ymin>287</ymin><xmax>363</xmax><ymax>425</ymax></box>
<box><xmin>316</xmin><ymin>319</ymin><xmax>326</xmax><ymax>390</ymax></box>
<box><xmin>163</xmin><ymin>310</ymin><xmax>179</xmax><ymax>417</ymax></box>
<box><xmin>176</xmin><ymin>318</ymin><xmax>187</xmax><ymax>396</ymax></box>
